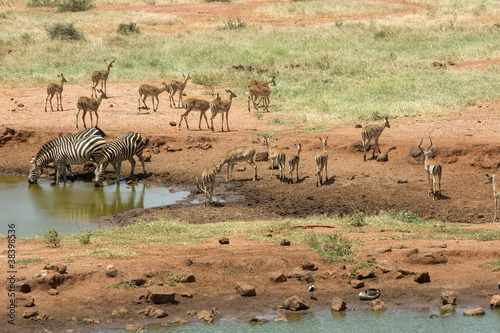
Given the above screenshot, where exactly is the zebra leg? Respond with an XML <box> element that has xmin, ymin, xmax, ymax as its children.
<box><xmin>138</xmin><ymin>155</ymin><xmax>147</xmax><ymax>175</ymax></box>
<box><xmin>128</xmin><ymin>157</ymin><xmax>136</xmax><ymax>178</ymax></box>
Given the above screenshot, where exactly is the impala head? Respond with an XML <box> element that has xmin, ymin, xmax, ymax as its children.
<box><xmin>28</xmin><ymin>156</ymin><xmax>42</xmax><ymax>184</ymax></box>
<box><xmin>58</xmin><ymin>73</ymin><xmax>68</xmax><ymax>83</ymax></box>
<box><xmin>268</xmin><ymin>77</ymin><xmax>276</xmax><ymax>86</ymax></box>
<box><xmin>295</xmin><ymin>143</ymin><xmax>302</xmax><ymax>153</ymax></box>
<box><xmin>97</xmin><ymin>89</ymin><xmax>108</xmax><ymax>99</ymax></box>
<box><xmin>319</xmin><ymin>136</ymin><xmax>328</xmax><ymax>149</ymax></box>
<box><xmin>226</xmin><ymin>89</ymin><xmax>237</xmax><ymax>98</ymax></box>
<box><xmin>418</xmin><ymin>136</ymin><xmax>436</xmax><ymax>160</ymax></box>
<box><xmin>105</xmin><ymin>59</ymin><xmax>115</xmax><ymax>68</ymax></box>
<box><xmin>485</xmin><ymin>173</ymin><xmax>495</xmax><ymax>184</ymax></box>
<box><xmin>384</xmin><ymin>116</ymin><xmax>390</xmax><ymax>128</ymax></box>
<box><xmin>262</xmin><ymin>136</ymin><xmax>271</xmax><ymax>147</ymax></box>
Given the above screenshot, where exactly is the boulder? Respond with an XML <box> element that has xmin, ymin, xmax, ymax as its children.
<box><xmin>197</xmin><ymin>310</ymin><xmax>213</xmax><ymax>323</ymax></box>
<box><xmin>172</xmin><ymin>317</ymin><xmax>188</xmax><ymax>325</ymax></box>
<box><xmin>490</xmin><ymin>294</ymin><xmax>500</xmax><ymax>308</ymax></box>
<box><xmin>235</xmin><ymin>282</ymin><xmax>256</xmax><ymax>297</ymax></box>
<box><xmin>371</xmin><ymin>299</ymin><xmax>387</xmax><ymax>311</ymax></box>
<box><xmin>137</xmin><ymin>305</ymin><xmax>168</xmax><ymax>318</ymax></box>
<box><xmin>414</xmin><ymin>272</ymin><xmax>431</xmax><ymax>284</ymax></box>
<box><xmin>440</xmin><ymin>291</ymin><xmax>457</xmax><ymax>305</ymax></box>
<box><xmin>147</xmin><ymin>288</ymin><xmax>176</xmax><ymax>304</ymax></box>
<box><xmin>331</xmin><ymin>296</ymin><xmax>347</xmax><ymax>311</ymax></box>
<box><xmin>355</xmin><ymin>268</ymin><xmax>376</xmax><ymax>280</ymax></box>
<box><xmin>16</xmin><ymin>295</ymin><xmax>35</xmax><ymax>307</ymax></box>
<box><xmin>463</xmin><ymin>307</ymin><xmax>485</xmax><ymax>316</ymax></box>
<box><xmin>283</xmin><ymin>295</ymin><xmax>309</xmax><ymax>311</ymax></box>
<box><xmin>219</xmin><ymin>237</ymin><xmax>230</xmax><ymax>245</ymax></box>
<box><xmin>302</xmin><ymin>262</ymin><xmax>318</xmax><ymax>271</ymax></box>
<box><xmin>269</xmin><ymin>272</ymin><xmax>287</xmax><ymax>283</ymax></box>
<box><xmin>350</xmin><ymin>279</ymin><xmax>365</xmax><ymax>289</ymax></box>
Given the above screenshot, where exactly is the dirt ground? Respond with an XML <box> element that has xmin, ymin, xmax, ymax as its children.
<box><xmin>2</xmin><ymin>1</ymin><xmax>500</xmax><ymax>332</ymax></box>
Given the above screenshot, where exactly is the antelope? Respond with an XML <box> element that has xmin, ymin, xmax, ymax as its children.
<box><xmin>91</xmin><ymin>59</ymin><xmax>114</xmax><ymax>98</ymax></box>
<box><xmin>247</xmin><ymin>77</ymin><xmax>276</xmax><ymax>112</ymax></box>
<box><xmin>138</xmin><ymin>82</ymin><xmax>168</xmax><ymax>112</ymax></box>
<box><xmin>262</xmin><ymin>136</ymin><xmax>285</xmax><ymax>182</ymax></box>
<box><xmin>288</xmin><ymin>143</ymin><xmax>301</xmax><ymax>184</ymax></box>
<box><xmin>45</xmin><ymin>74</ymin><xmax>68</xmax><ymax>112</ymax></box>
<box><xmin>247</xmin><ymin>77</ymin><xmax>275</xmax><ymax>108</ymax></box>
<box><xmin>361</xmin><ymin>116</ymin><xmax>390</xmax><ymax>161</ymax></box>
<box><xmin>165</xmin><ymin>74</ymin><xmax>191</xmax><ymax>108</ymax></box>
<box><xmin>76</xmin><ymin>89</ymin><xmax>108</xmax><ymax>129</ymax></box>
<box><xmin>196</xmin><ymin>164</ymin><xmax>219</xmax><ymax>207</ymax></box>
<box><xmin>209</xmin><ymin>89</ymin><xmax>237</xmax><ymax>132</ymax></box>
<box><xmin>315</xmin><ymin>137</ymin><xmax>328</xmax><ymax>186</ymax></box>
<box><xmin>418</xmin><ymin>137</ymin><xmax>442</xmax><ymax>200</ymax></box>
<box><xmin>179</xmin><ymin>95</ymin><xmax>220</xmax><ymax>131</ymax></box>
<box><xmin>485</xmin><ymin>174</ymin><xmax>500</xmax><ymax>222</ymax></box>
<box><xmin>216</xmin><ymin>146</ymin><xmax>257</xmax><ymax>182</ymax></box>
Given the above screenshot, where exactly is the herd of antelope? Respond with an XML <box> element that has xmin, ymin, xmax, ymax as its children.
<box><xmin>42</xmin><ymin>61</ymin><xmax>453</xmax><ymax>212</ymax></box>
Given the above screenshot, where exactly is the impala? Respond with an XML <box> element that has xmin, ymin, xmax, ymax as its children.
<box><xmin>418</xmin><ymin>137</ymin><xmax>442</xmax><ymax>199</ymax></box>
<box><xmin>91</xmin><ymin>59</ymin><xmax>114</xmax><ymax>98</ymax></box>
<box><xmin>138</xmin><ymin>82</ymin><xmax>168</xmax><ymax>112</ymax></box>
<box><xmin>45</xmin><ymin>74</ymin><xmax>68</xmax><ymax>112</ymax></box>
<box><xmin>209</xmin><ymin>89</ymin><xmax>237</xmax><ymax>132</ymax></box>
<box><xmin>216</xmin><ymin>146</ymin><xmax>257</xmax><ymax>182</ymax></box>
<box><xmin>288</xmin><ymin>143</ymin><xmax>301</xmax><ymax>184</ymax></box>
<box><xmin>76</xmin><ymin>89</ymin><xmax>108</xmax><ymax>129</ymax></box>
<box><xmin>196</xmin><ymin>164</ymin><xmax>219</xmax><ymax>207</ymax></box>
<box><xmin>361</xmin><ymin>116</ymin><xmax>390</xmax><ymax>161</ymax></box>
<box><xmin>247</xmin><ymin>77</ymin><xmax>275</xmax><ymax>108</ymax></box>
<box><xmin>315</xmin><ymin>137</ymin><xmax>328</xmax><ymax>186</ymax></box>
<box><xmin>262</xmin><ymin>136</ymin><xmax>285</xmax><ymax>182</ymax></box>
<box><xmin>165</xmin><ymin>74</ymin><xmax>191</xmax><ymax>108</ymax></box>
<box><xmin>247</xmin><ymin>77</ymin><xmax>276</xmax><ymax>112</ymax></box>
<box><xmin>485</xmin><ymin>174</ymin><xmax>500</xmax><ymax>222</ymax></box>
<box><xmin>179</xmin><ymin>95</ymin><xmax>220</xmax><ymax>131</ymax></box>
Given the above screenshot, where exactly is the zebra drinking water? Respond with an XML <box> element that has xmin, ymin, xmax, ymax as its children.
<box><xmin>94</xmin><ymin>131</ymin><xmax>148</xmax><ymax>187</ymax></box>
<box><xmin>28</xmin><ymin>135</ymin><xmax>107</xmax><ymax>185</ymax></box>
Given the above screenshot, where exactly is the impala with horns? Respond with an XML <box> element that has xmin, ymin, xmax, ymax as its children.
<box><xmin>196</xmin><ymin>164</ymin><xmax>219</xmax><ymax>207</ymax></box>
<box><xmin>361</xmin><ymin>116</ymin><xmax>390</xmax><ymax>161</ymax></box>
<box><xmin>247</xmin><ymin>77</ymin><xmax>276</xmax><ymax>113</ymax></box>
<box><xmin>164</xmin><ymin>74</ymin><xmax>191</xmax><ymax>108</ymax></box>
<box><xmin>315</xmin><ymin>137</ymin><xmax>328</xmax><ymax>186</ymax></box>
<box><xmin>209</xmin><ymin>89</ymin><xmax>237</xmax><ymax>132</ymax></box>
<box><xmin>76</xmin><ymin>89</ymin><xmax>108</xmax><ymax>129</ymax></box>
<box><xmin>178</xmin><ymin>94</ymin><xmax>220</xmax><ymax>131</ymax></box>
<box><xmin>288</xmin><ymin>143</ymin><xmax>301</xmax><ymax>184</ymax></box>
<box><xmin>45</xmin><ymin>73</ymin><xmax>68</xmax><ymax>112</ymax></box>
<box><xmin>138</xmin><ymin>82</ymin><xmax>169</xmax><ymax>112</ymax></box>
<box><xmin>418</xmin><ymin>137</ymin><xmax>442</xmax><ymax>199</ymax></box>
<box><xmin>262</xmin><ymin>136</ymin><xmax>285</xmax><ymax>182</ymax></box>
<box><xmin>91</xmin><ymin>59</ymin><xmax>114</xmax><ymax>98</ymax></box>
<box><xmin>485</xmin><ymin>174</ymin><xmax>500</xmax><ymax>222</ymax></box>
<box><xmin>216</xmin><ymin>146</ymin><xmax>257</xmax><ymax>182</ymax></box>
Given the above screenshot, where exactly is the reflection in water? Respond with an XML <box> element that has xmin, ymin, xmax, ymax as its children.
<box><xmin>1</xmin><ymin>175</ymin><xmax>191</xmax><ymax>237</ymax></box>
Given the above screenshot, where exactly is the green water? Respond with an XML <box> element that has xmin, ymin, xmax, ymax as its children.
<box><xmin>1</xmin><ymin>175</ymin><xmax>192</xmax><ymax>238</ymax></box>
<box><xmin>94</xmin><ymin>308</ymin><xmax>500</xmax><ymax>332</ymax></box>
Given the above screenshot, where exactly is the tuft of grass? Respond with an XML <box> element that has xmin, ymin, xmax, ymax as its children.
<box><xmin>56</xmin><ymin>0</ymin><xmax>94</xmax><ymax>12</ymax></box>
<box><xmin>75</xmin><ymin>229</ymin><xmax>92</xmax><ymax>245</ymax></box>
<box><xmin>117</xmin><ymin>22</ymin><xmax>140</xmax><ymax>35</ymax></box>
<box><xmin>46</xmin><ymin>23</ymin><xmax>85</xmax><ymax>40</ymax></box>
<box><xmin>166</xmin><ymin>273</ymin><xmax>187</xmax><ymax>286</ymax></box>
<box><xmin>16</xmin><ymin>258</ymin><xmax>44</xmax><ymax>266</ymax></box>
<box><xmin>345</xmin><ymin>210</ymin><xmax>367</xmax><ymax>228</ymax></box>
<box><xmin>106</xmin><ymin>280</ymin><xmax>136</xmax><ymax>289</ymax></box>
<box><xmin>40</xmin><ymin>227</ymin><xmax>62</xmax><ymax>248</ymax></box>
<box><xmin>218</xmin><ymin>17</ymin><xmax>247</xmax><ymax>30</ymax></box>
<box><xmin>489</xmin><ymin>260</ymin><xmax>500</xmax><ymax>272</ymax></box>
<box><xmin>304</xmin><ymin>232</ymin><xmax>356</xmax><ymax>264</ymax></box>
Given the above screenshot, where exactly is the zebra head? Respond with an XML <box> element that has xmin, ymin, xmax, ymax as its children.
<box><xmin>28</xmin><ymin>156</ymin><xmax>43</xmax><ymax>184</ymax></box>
<box><xmin>94</xmin><ymin>162</ymin><xmax>108</xmax><ymax>187</ymax></box>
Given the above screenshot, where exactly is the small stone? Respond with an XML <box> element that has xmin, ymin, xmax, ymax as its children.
<box><xmin>180</xmin><ymin>292</ymin><xmax>193</xmax><ymax>298</ymax></box>
<box><xmin>302</xmin><ymin>262</ymin><xmax>318</xmax><ymax>271</ymax></box>
<box><xmin>219</xmin><ymin>237</ymin><xmax>230</xmax><ymax>245</ymax></box>
<box><xmin>169</xmin><ymin>121</ymin><xmax>177</xmax><ymax>127</ymax></box>
<box><xmin>490</xmin><ymin>294</ymin><xmax>500</xmax><ymax>308</ymax></box>
<box><xmin>350</xmin><ymin>279</ymin><xmax>364</xmax><ymax>289</ymax></box>
<box><xmin>463</xmin><ymin>307</ymin><xmax>485</xmax><ymax>316</ymax></box>
<box><xmin>275</xmin><ymin>314</ymin><xmax>287</xmax><ymax>321</ymax></box>
<box><xmin>414</xmin><ymin>272</ymin><xmax>430</xmax><ymax>284</ymax></box>
<box><xmin>270</xmin><ymin>273</ymin><xmax>287</xmax><ymax>283</ymax></box>
<box><xmin>331</xmin><ymin>296</ymin><xmax>347</xmax><ymax>311</ymax></box>
<box><xmin>280</xmin><ymin>239</ymin><xmax>291</xmax><ymax>246</ymax></box>
<box><xmin>172</xmin><ymin>317</ymin><xmax>188</xmax><ymax>325</ymax></box>
<box><xmin>371</xmin><ymin>299</ymin><xmax>387</xmax><ymax>311</ymax></box>
<box><xmin>106</xmin><ymin>269</ymin><xmax>118</xmax><ymax>278</ymax></box>
<box><xmin>112</xmin><ymin>307</ymin><xmax>128</xmax><ymax>317</ymax></box>
<box><xmin>283</xmin><ymin>295</ymin><xmax>309</xmax><ymax>311</ymax></box>
<box><xmin>48</xmin><ymin>289</ymin><xmax>59</xmax><ymax>296</ymax></box>
<box><xmin>23</xmin><ymin>310</ymin><xmax>39</xmax><ymax>319</ymax></box>
<box><xmin>235</xmin><ymin>282</ymin><xmax>256</xmax><ymax>297</ymax></box>
<box><xmin>197</xmin><ymin>310</ymin><xmax>213</xmax><ymax>323</ymax></box>
<box><xmin>185</xmin><ymin>259</ymin><xmax>193</xmax><ymax>266</ymax></box>
<box><xmin>126</xmin><ymin>323</ymin><xmax>144</xmax><ymax>331</ymax></box>
<box><xmin>440</xmin><ymin>291</ymin><xmax>457</xmax><ymax>305</ymax></box>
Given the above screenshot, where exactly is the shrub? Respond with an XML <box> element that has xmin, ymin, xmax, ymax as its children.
<box><xmin>46</xmin><ymin>23</ymin><xmax>85</xmax><ymax>40</ymax></box>
<box><xmin>218</xmin><ymin>17</ymin><xmax>247</xmax><ymax>30</ymax></box>
<box><xmin>41</xmin><ymin>227</ymin><xmax>61</xmax><ymax>248</ymax></box>
<box><xmin>56</xmin><ymin>0</ymin><xmax>94</xmax><ymax>12</ymax></box>
<box><xmin>345</xmin><ymin>210</ymin><xmax>366</xmax><ymax>227</ymax></box>
<box><xmin>117</xmin><ymin>23</ymin><xmax>140</xmax><ymax>35</ymax></box>
<box><xmin>76</xmin><ymin>229</ymin><xmax>92</xmax><ymax>245</ymax></box>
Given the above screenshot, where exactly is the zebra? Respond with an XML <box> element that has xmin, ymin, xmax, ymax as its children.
<box><xmin>28</xmin><ymin>135</ymin><xmax>107</xmax><ymax>185</ymax></box>
<box><xmin>31</xmin><ymin>127</ymin><xmax>106</xmax><ymax>179</ymax></box>
<box><xmin>94</xmin><ymin>131</ymin><xmax>148</xmax><ymax>187</ymax></box>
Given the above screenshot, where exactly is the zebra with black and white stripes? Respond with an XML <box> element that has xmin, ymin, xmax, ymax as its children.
<box><xmin>28</xmin><ymin>135</ymin><xmax>107</xmax><ymax>185</ymax></box>
<box><xmin>31</xmin><ymin>127</ymin><xmax>106</xmax><ymax>179</ymax></box>
<box><xmin>94</xmin><ymin>131</ymin><xmax>148</xmax><ymax>187</ymax></box>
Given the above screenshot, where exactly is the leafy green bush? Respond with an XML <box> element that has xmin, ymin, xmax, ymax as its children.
<box><xmin>76</xmin><ymin>229</ymin><xmax>92</xmax><ymax>245</ymax></box>
<box><xmin>41</xmin><ymin>227</ymin><xmax>61</xmax><ymax>248</ymax></box>
<box><xmin>56</xmin><ymin>0</ymin><xmax>94</xmax><ymax>12</ymax></box>
<box><xmin>305</xmin><ymin>232</ymin><xmax>355</xmax><ymax>264</ymax></box>
<box><xmin>345</xmin><ymin>210</ymin><xmax>366</xmax><ymax>227</ymax></box>
<box><xmin>26</xmin><ymin>0</ymin><xmax>58</xmax><ymax>8</ymax></box>
<box><xmin>46</xmin><ymin>23</ymin><xmax>85</xmax><ymax>40</ymax></box>
<box><xmin>117</xmin><ymin>23</ymin><xmax>141</xmax><ymax>35</ymax></box>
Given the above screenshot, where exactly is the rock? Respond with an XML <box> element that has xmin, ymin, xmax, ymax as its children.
<box><xmin>255</xmin><ymin>152</ymin><xmax>268</xmax><ymax>162</ymax></box>
<box><xmin>186</xmin><ymin>310</ymin><xmax>196</xmax><ymax>316</ymax></box>
<box><xmin>247</xmin><ymin>316</ymin><xmax>269</xmax><ymax>323</ymax></box>
<box><xmin>180</xmin><ymin>292</ymin><xmax>193</xmax><ymax>298</ymax></box>
<box><xmin>185</xmin><ymin>258</ymin><xmax>193</xmax><ymax>266</ymax></box>
<box><xmin>106</xmin><ymin>269</ymin><xmax>118</xmax><ymax>278</ymax></box>
<box><xmin>45</xmin><ymin>263</ymin><xmax>67</xmax><ymax>274</ymax></box>
<box><xmin>302</xmin><ymin>262</ymin><xmax>318</xmax><ymax>271</ymax></box>
<box><xmin>126</xmin><ymin>323</ymin><xmax>144</xmax><ymax>331</ymax></box>
<box><xmin>440</xmin><ymin>304</ymin><xmax>455</xmax><ymax>314</ymax></box>
<box><xmin>397</xmin><ymin>179</ymin><xmax>408</xmax><ymax>184</ymax></box>
<box><xmin>280</xmin><ymin>239</ymin><xmax>291</xmax><ymax>246</ymax></box>
<box><xmin>169</xmin><ymin>121</ymin><xmax>177</xmax><ymax>127</ymax></box>
<box><xmin>414</xmin><ymin>272</ymin><xmax>431</xmax><ymax>283</ymax></box>
<box><xmin>138</xmin><ymin>305</ymin><xmax>168</xmax><ymax>318</ymax></box>
<box><xmin>131</xmin><ymin>278</ymin><xmax>147</xmax><ymax>286</ymax></box>
<box><xmin>81</xmin><ymin>318</ymin><xmax>100</xmax><ymax>324</ymax></box>
<box><xmin>490</xmin><ymin>294</ymin><xmax>500</xmax><ymax>308</ymax></box>
<box><xmin>172</xmin><ymin>317</ymin><xmax>188</xmax><ymax>325</ymax></box>
<box><xmin>48</xmin><ymin>288</ymin><xmax>59</xmax><ymax>296</ymax></box>
<box><xmin>112</xmin><ymin>307</ymin><xmax>128</xmax><ymax>317</ymax></box>
<box><xmin>463</xmin><ymin>307</ymin><xmax>485</xmax><ymax>316</ymax></box>
<box><xmin>16</xmin><ymin>295</ymin><xmax>35</xmax><ymax>307</ymax></box>
<box><xmin>371</xmin><ymin>299</ymin><xmax>387</xmax><ymax>311</ymax></box>
<box><xmin>275</xmin><ymin>314</ymin><xmax>287</xmax><ymax>321</ymax></box>
<box><xmin>235</xmin><ymin>282</ymin><xmax>256</xmax><ymax>297</ymax></box>
<box><xmin>355</xmin><ymin>268</ymin><xmax>376</xmax><ymax>280</ymax></box>
<box><xmin>350</xmin><ymin>279</ymin><xmax>365</xmax><ymax>289</ymax></box>
<box><xmin>148</xmin><ymin>288</ymin><xmax>176</xmax><ymax>304</ymax></box>
<box><xmin>287</xmin><ymin>270</ymin><xmax>314</xmax><ymax>283</ymax></box>
<box><xmin>283</xmin><ymin>295</ymin><xmax>309</xmax><ymax>311</ymax></box>
<box><xmin>440</xmin><ymin>291</ymin><xmax>457</xmax><ymax>305</ymax></box>
<box><xmin>409</xmin><ymin>147</ymin><xmax>422</xmax><ymax>158</ymax></box>
<box><xmin>429</xmin><ymin>314</ymin><xmax>438</xmax><ymax>319</ymax></box>
<box><xmin>197</xmin><ymin>310</ymin><xmax>213</xmax><ymax>323</ymax></box>
<box><xmin>23</xmin><ymin>310</ymin><xmax>39</xmax><ymax>319</ymax></box>
<box><xmin>269</xmin><ymin>272</ymin><xmax>287</xmax><ymax>283</ymax></box>
<box><xmin>219</xmin><ymin>237</ymin><xmax>230</xmax><ymax>245</ymax></box>
<box><xmin>331</xmin><ymin>296</ymin><xmax>347</xmax><ymax>311</ymax></box>
<box><xmin>407</xmin><ymin>248</ymin><xmax>419</xmax><ymax>256</ymax></box>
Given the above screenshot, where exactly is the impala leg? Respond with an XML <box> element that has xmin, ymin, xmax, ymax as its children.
<box><xmin>324</xmin><ymin>159</ymin><xmax>328</xmax><ymax>182</ymax></box>
<box><xmin>427</xmin><ymin>173</ymin><xmax>432</xmax><ymax>196</ymax></box>
<box><xmin>495</xmin><ymin>198</ymin><xmax>498</xmax><ymax>221</ymax></box>
<box><xmin>203</xmin><ymin>112</ymin><xmax>210</xmax><ymax>130</ymax></box>
<box><xmin>296</xmin><ymin>160</ymin><xmax>299</xmax><ymax>182</ymax></box>
<box><xmin>226</xmin><ymin>164</ymin><xmax>230</xmax><ymax>182</ymax></box>
<box><xmin>82</xmin><ymin>111</ymin><xmax>87</xmax><ymax>129</ymax></box>
<box><xmin>95</xmin><ymin>112</ymin><xmax>99</xmax><ymax>128</ymax></box>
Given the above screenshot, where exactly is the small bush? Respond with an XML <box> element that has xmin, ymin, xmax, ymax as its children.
<box><xmin>305</xmin><ymin>232</ymin><xmax>355</xmax><ymax>264</ymax></box>
<box><xmin>76</xmin><ymin>229</ymin><xmax>92</xmax><ymax>245</ymax></box>
<box><xmin>107</xmin><ymin>281</ymin><xmax>136</xmax><ymax>289</ymax></box>
<box><xmin>166</xmin><ymin>273</ymin><xmax>187</xmax><ymax>286</ymax></box>
<box><xmin>56</xmin><ymin>0</ymin><xmax>94</xmax><ymax>12</ymax></box>
<box><xmin>117</xmin><ymin>23</ymin><xmax>140</xmax><ymax>35</ymax></box>
<box><xmin>218</xmin><ymin>17</ymin><xmax>247</xmax><ymax>30</ymax></box>
<box><xmin>345</xmin><ymin>210</ymin><xmax>366</xmax><ymax>228</ymax></box>
<box><xmin>41</xmin><ymin>227</ymin><xmax>61</xmax><ymax>248</ymax></box>
<box><xmin>46</xmin><ymin>23</ymin><xmax>85</xmax><ymax>40</ymax></box>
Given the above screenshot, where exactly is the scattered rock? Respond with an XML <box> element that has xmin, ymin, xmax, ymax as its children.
<box><xmin>397</xmin><ymin>179</ymin><xmax>408</xmax><ymax>184</ymax></box>
<box><xmin>81</xmin><ymin>318</ymin><xmax>100</xmax><ymax>324</ymax></box>
<box><xmin>185</xmin><ymin>258</ymin><xmax>193</xmax><ymax>266</ymax></box>
<box><xmin>440</xmin><ymin>291</ymin><xmax>457</xmax><ymax>305</ymax></box>
<box><xmin>126</xmin><ymin>323</ymin><xmax>144</xmax><ymax>331</ymax></box>
<box><xmin>414</xmin><ymin>272</ymin><xmax>431</xmax><ymax>284</ymax></box>
<box><xmin>106</xmin><ymin>269</ymin><xmax>118</xmax><ymax>278</ymax></box>
<box><xmin>197</xmin><ymin>310</ymin><xmax>213</xmax><ymax>323</ymax></box>
<box><xmin>409</xmin><ymin>147</ymin><xmax>422</xmax><ymax>158</ymax></box>
<box><xmin>48</xmin><ymin>289</ymin><xmax>59</xmax><ymax>296</ymax></box>
<box><xmin>407</xmin><ymin>248</ymin><xmax>419</xmax><ymax>256</ymax></box>
<box><xmin>331</xmin><ymin>296</ymin><xmax>347</xmax><ymax>311</ymax></box>
<box><xmin>280</xmin><ymin>239</ymin><xmax>291</xmax><ymax>246</ymax></box>
<box><xmin>247</xmin><ymin>316</ymin><xmax>269</xmax><ymax>323</ymax></box>
<box><xmin>23</xmin><ymin>310</ymin><xmax>39</xmax><ymax>319</ymax></box>
<box><xmin>212</xmin><ymin>307</ymin><xmax>221</xmax><ymax>317</ymax></box>
<box><xmin>463</xmin><ymin>307</ymin><xmax>485</xmax><ymax>316</ymax></box>
<box><xmin>255</xmin><ymin>152</ymin><xmax>268</xmax><ymax>162</ymax></box>
<box><xmin>169</xmin><ymin>121</ymin><xmax>177</xmax><ymax>127</ymax></box>
<box><xmin>283</xmin><ymin>295</ymin><xmax>309</xmax><ymax>311</ymax></box>
<box><xmin>275</xmin><ymin>314</ymin><xmax>287</xmax><ymax>321</ymax></box>
<box><xmin>16</xmin><ymin>295</ymin><xmax>35</xmax><ymax>307</ymax></box>
<box><xmin>44</xmin><ymin>263</ymin><xmax>67</xmax><ymax>274</ymax></box>
<box><xmin>440</xmin><ymin>304</ymin><xmax>455</xmax><ymax>313</ymax></box>
<box><xmin>235</xmin><ymin>282</ymin><xmax>256</xmax><ymax>297</ymax></box>
<box><xmin>180</xmin><ymin>292</ymin><xmax>193</xmax><ymax>298</ymax></box>
<box><xmin>172</xmin><ymin>317</ymin><xmax>188</xmax><ymax>325</ymax></box>
<box><xmin>138</xmin><ymin>305</ymin><xmax>168</xmax><ymax>318</ymax></box>
<box><xmin>219</xmin><ymin>237</ymin><xmax>230</xmax><ymax>245</ymax></box>
<box><xmin>490</xmin><ymin>294</ymin><xmax>500</xmax><ymax>308</ymax></box>
<box><xmin>186</xmin><ymin>310</ymin><xmax>196</xmax><ymax>316</ymax></box>
<box><xmin>302</xmin><ymin>262</ymin><xmax>318</xmax><ymax>271</ymax></box>
<box><xmin>148</xmin><ymin>288</ymin><xmax>176</xmax><ymax>304</ymax></box>
<box><xmin>112</xmin><ymin>307</ymin><xmax>128</xmax><ymax>317</ymax></box>
<box><xmin>131</xmin><ymin>278</ymin><xmax>147</xmax><ymax>286</ymax></box>
<box><xmin>429</xmin><ymin>313</ymin><xmax>438</xmax><ymax>319</ymax></box>
<box><xmin>350</xmin><ymin>279</ymin><xmax>365</xmax><ymax>289</ymax></box>
<box><xmin>287</xmin><ymin>270</ymin><xmax>314</xmax><ymax>283</ymax></box>
<box><xmin>371</xmin><ymin>299</ymin><xmax>387</xmax><ymax>311</ymax></box>
<box><xmin>269</xmin><ymin>272</ymin><xmax>287</xmax><ymax>283</ymax></box>
<box><xmin>355</xmin><ymin>267</ymin><xmax>376</xmax><ymax>280</ymax></box>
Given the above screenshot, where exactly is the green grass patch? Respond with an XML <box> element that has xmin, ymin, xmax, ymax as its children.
<box><xmin>489</xmin><ymin>260</ymin><xmax>500</xmax><ymax>272</ymax></box>
<box><xmin>16</xmin><ymin>258</ymin><xmax>45</xmax><ymax>266</ymax></box>
<box><xmin>304</xmin><ymin>232</ymin><xmax>356</xmax><ymax>264</ymax></box>
<box><xmin>106</xmin><ymin>280</ymin><xmax>136</xmax><ymax>289</ymax></box>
